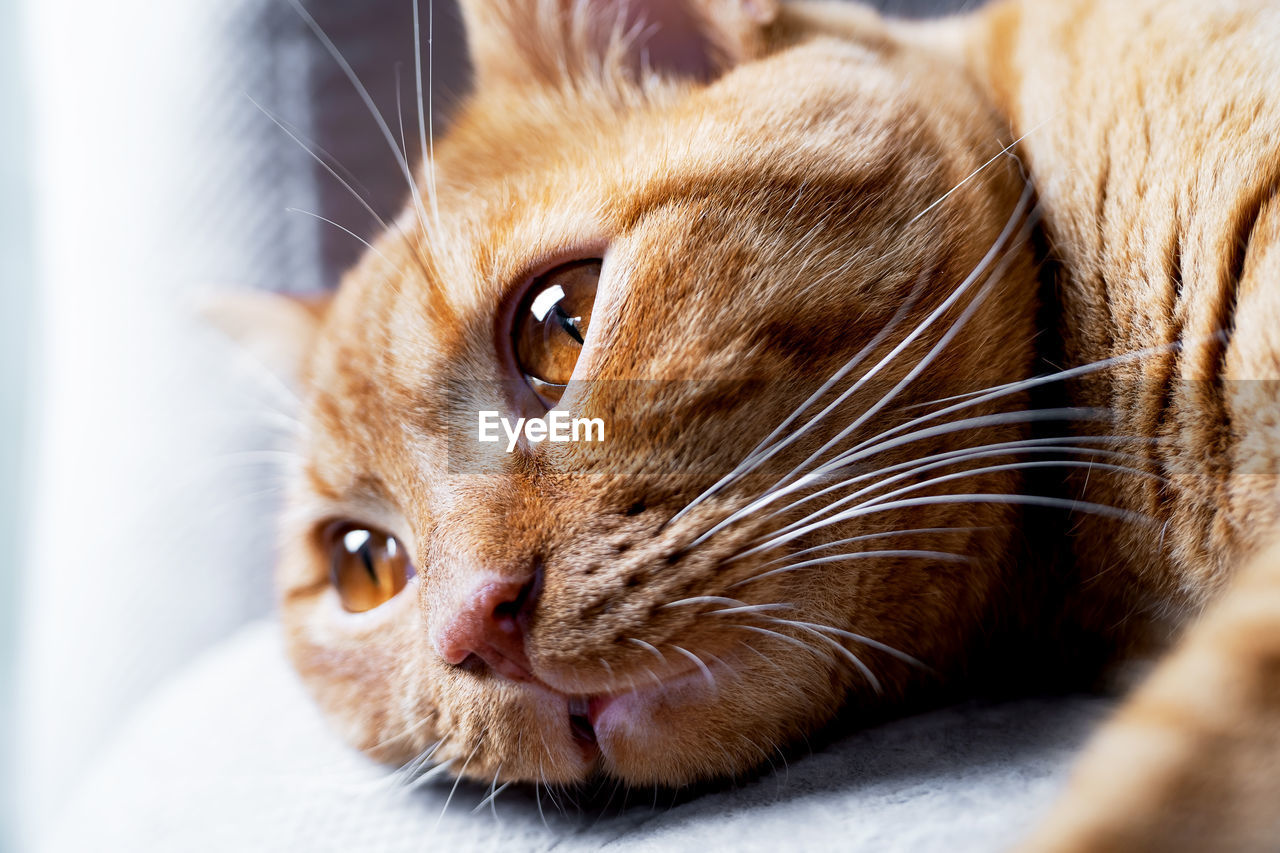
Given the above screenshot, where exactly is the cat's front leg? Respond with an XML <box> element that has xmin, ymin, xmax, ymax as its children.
<box><xmin>1023</xmin><ymin>539</ymin><xmax>1280</xmax><ymax>852</ymax></box>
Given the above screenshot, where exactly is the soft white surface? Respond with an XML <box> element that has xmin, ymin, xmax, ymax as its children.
<box><xmin>43</xmin><ymin>622</ymin><xmax>1110</xmax><ymax>853</ymax></box>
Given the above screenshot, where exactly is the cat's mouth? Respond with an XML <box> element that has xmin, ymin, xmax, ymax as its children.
<box><xmin>544</xmin><ymin>667</ymin><xmax>714</xmax><ymax>770</ymax></box>
<box><xmin>567</xmin><ymin>696</ymin><xmax>597</xmax><ymax>747</ymax></box>
<box><xmin>533</xmin><ymin>670</ymin><xmax>708</xmax><ymax>769</ymax></box>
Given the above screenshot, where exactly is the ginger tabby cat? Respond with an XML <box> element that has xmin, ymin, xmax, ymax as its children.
<box><xmin>235</xmin><ymin>0</ymin><xmax>1280</xmax><ymax>848</ymax></box>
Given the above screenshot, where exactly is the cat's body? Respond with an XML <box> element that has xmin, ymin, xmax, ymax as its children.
<box><xmin>970</xmin><ymin>2</ymin><xmax>1280</xmax><ymax>846</ymax></box>
<box><xmin>253</xmin><ymin>0</ymin><xmax>1280</xmax><ymax>848</ymax></box>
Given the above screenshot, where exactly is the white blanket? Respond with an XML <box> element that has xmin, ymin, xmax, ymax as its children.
<box><xmin>42</xmin><ymin>622</ymin><xmax>1110</xmax><ymax>853</ymax></box>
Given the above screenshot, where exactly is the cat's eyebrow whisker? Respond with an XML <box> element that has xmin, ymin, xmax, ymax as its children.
<box><xmin>413</xmin><ymin>0</ymin><xmax>443</xmax><ymax>237</ymax></box>
<box><xmin>394</xmin><ymin>64</ymin><xmax>410</xmax><ymax>162</ymax></box>
<box><xmin>251</xmin><ymin>97</ymin><xmax>416</xmax><ymax>298</ymax></box>
<box><xmin>217</xmin><ymin>320</ymin><xmax>306</xmax><ymax>410</ymax></box>
<box><xmin>286</xmin><ymin>0</ymin><xmax>433</xmax><ymax>242</ymax></box>
<box><xmin>246</xmin><ymin>96</ymin><xmax>393</xmax><ymax>235</ymax></box>
<box><xmin>284</xmin><ymin>208</ymin><xmax>400</xmax><ymax>272</ymax></box>
<box><xmin>730</xmin><ymin>549</ymin><xmax>972</xmax><ymax>590</ymax></box>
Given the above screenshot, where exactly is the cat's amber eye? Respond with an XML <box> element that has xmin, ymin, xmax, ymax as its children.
<box><xmin>513</xmin><ymin>260</ymin><xmax>600</xmax><ymax>407</ymax></box>
<box><xmin>326</xmin><ymin>523</ymin><xmax>414</xmax><ymax>613</ymax></box>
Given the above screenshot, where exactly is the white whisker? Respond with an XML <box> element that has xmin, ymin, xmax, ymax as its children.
<box><xmin>625</xmin><ymin>637</ymin><xmax>667</xmax><ymax>664</ymax></box>
<box><xmin>757</xmin><ymin>447</ymin><xmax>1161</xmax><ymax>549</ymax></box>
<box><xmin>689</xmin><ymin>406</ymin><xmax>1112</xmax><ymax>551</ymax></box>
<box><xmin>287</xmin><ymin>0</ymin><xmax>432</xmax><ymax>237</ymax></box>
<box><xmin>761</xmin><ymin>437</ymin><xmax>1149</xmax><ymax>534</ymax></box>
<box><xmin>771</xmin><ymin>617</ymin><xmax>929</xmax><ymax>671</ymax></box>
<box><xmin>668</xmin><ymin>268</ymin><xmax>930</xmax><ymax>526</ymax></box>
<box><xmin>670</xmin><ymin>645</ymin><xmax>717</xmax><ymax>691</ymax></box>
<box><xmin>726</xmin><ymin>624</ymin><xmax>835</xmax><ymax>664</ymax></box>
<box><xmin>285</xmin><ymin>208</ymin><xmax>397</xmax><ymax>268</ymax></box>
<box><xmin>435</xmin><ymin>737</ymin><xmax>482</xmax><ymax>827</ymax></box>
<box><xmin>851</xmin><ymin>459</ymin><xmax>1162</xmax><ymax>515</ymax></box>
<box><xmin>731</xmin><ymin>549</ymin><xmax>970</xmax><ymax>590</ymax></box>
<box><xmin>708</xmin><ymin>603</ymin><xmax>793</xmax><ymax>616</ymax></box>
<box><xmin>414</xmin><ymin>0</ymin><xmax>443</xmax><ymax>235</ymax></box>
<box><xmin>784</xmin><ymin>621</ymin><xmax>882</xmax><ymax>693</ymax></box>
<box><xmin>247</xmin><ymin>95</ymin><xmax>392</xmax><ymax>233</ymax></box>
<box><xmin>907</xmin><ymin>111</ymin><xmax>1059</xmax><ymax>226</ymax></box>
<box><xmin>766</xmin><ymin>201</ymin><xmax>1036</xmax><ymax>497</ymax></box>
<box><xmin>837</xmin><ymin>340</ymin><xmax>1192</xmax><ymax>469</ymax></box>
<box><xmin>758</xmin><ymin>492</ymin><xmax>1153</xmax><ymax>558</ymax></box>
<box><xmin>740</xmin><ymin>525</ymin><xmax>986</xmax><ymax>569</ymax></box>
<box><xmin>662</xmin><ymin>595</ymin><xmax>751</xmax><ymax>611</ymax></box>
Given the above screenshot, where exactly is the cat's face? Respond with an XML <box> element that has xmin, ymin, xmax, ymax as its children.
<box><xmin>275</xmin><ymin>0</ymin><xmax>1038</xmax><ymax>787</ymax></box>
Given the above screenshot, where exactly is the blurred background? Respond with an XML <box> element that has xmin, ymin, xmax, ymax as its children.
<box><xmin>2</xmin><ymin>0</ymin><xmax>32</xmax><ymax>846</ymax></box>
<box><xmin>0</xmin><ymin>1</ymin><xmax>973</xmax><ymax>850</ymax></box>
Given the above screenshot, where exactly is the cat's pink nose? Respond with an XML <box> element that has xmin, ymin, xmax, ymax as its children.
<box><xmin>434</xmin><ymin>573</ymin><xmax>539</xmax><ymax>682</ymax></box>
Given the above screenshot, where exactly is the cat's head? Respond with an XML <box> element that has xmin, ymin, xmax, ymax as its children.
<box><xmin>264</xmin><ymin>0</ymin><xmax>1038</xmax><ymax>787</ymax></box>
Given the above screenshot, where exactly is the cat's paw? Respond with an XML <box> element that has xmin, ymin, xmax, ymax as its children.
<box><xmin>1025</xmin><ymin>541</ymin><xmax>1280</xmax><ymax>852</ymax></box>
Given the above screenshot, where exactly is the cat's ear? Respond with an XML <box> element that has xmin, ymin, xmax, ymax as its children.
<box><xmin>460</xmin><ymin>0</ymin><xmax>780</xmax><ymax>90</ymax></box>
<box><xmin>201</xmin><ymin>290</ymin><xmax>330</xmax><ymax>391</ymax></box>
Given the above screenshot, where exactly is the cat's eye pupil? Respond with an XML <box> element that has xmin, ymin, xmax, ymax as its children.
<box><xmin>554</xmin><ymin>306</ymin><xmax>585</xmax><ymax>344</ymax></box>
<box><xmin>327</xmin><ymin>523</ymin><xmax>412</xmax><ymax>613</ymax></box>
<box><xmin>513</xmin><ymin>260</ymin><xmax>600</xmax><ymax>407</ymax></box>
